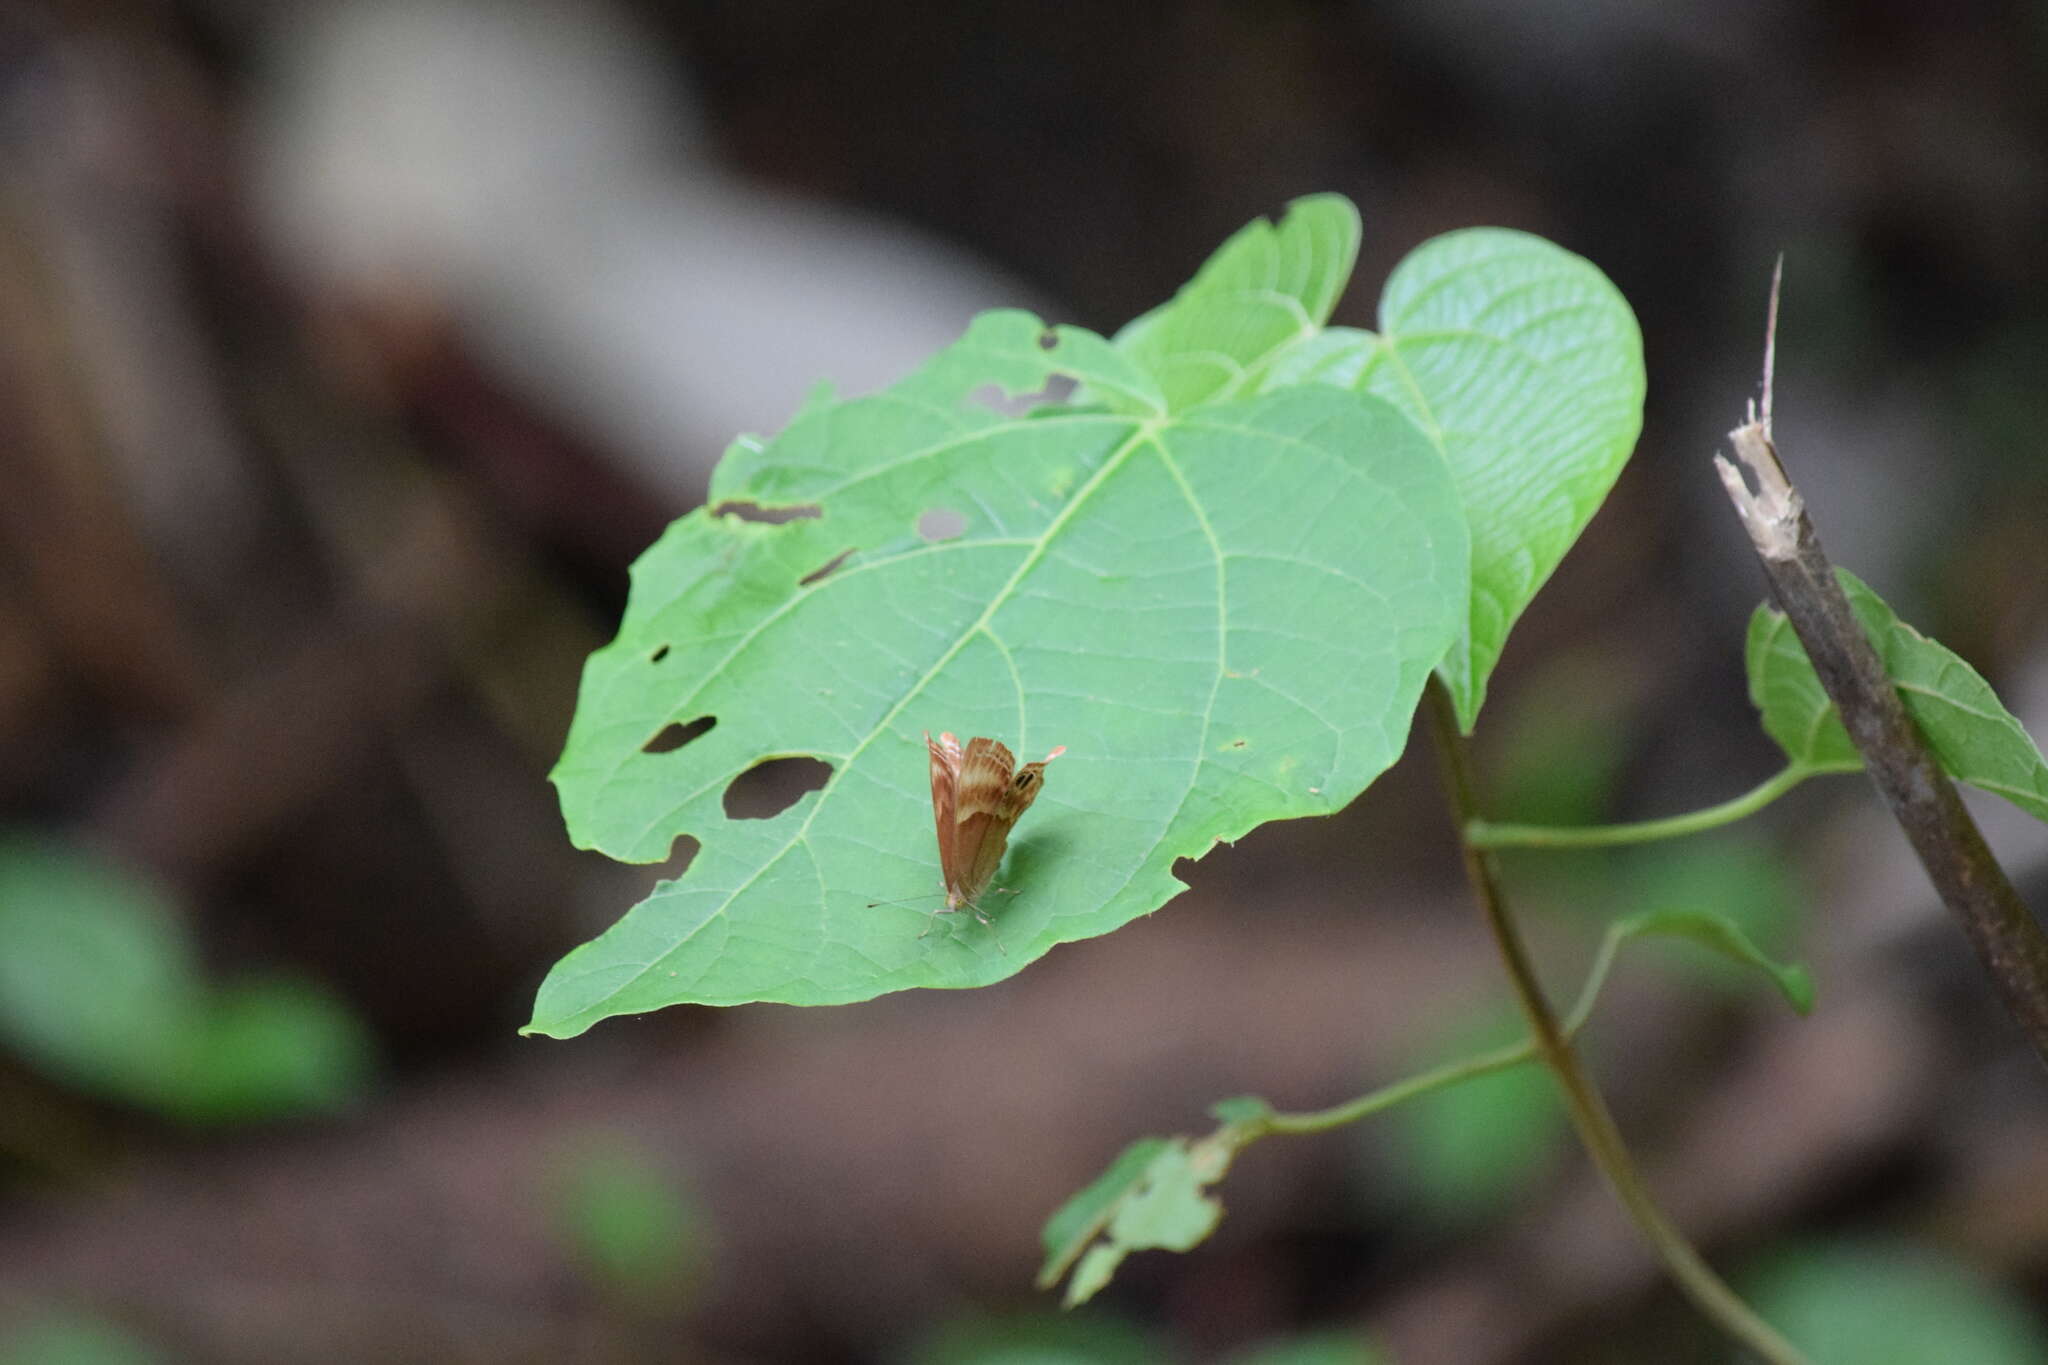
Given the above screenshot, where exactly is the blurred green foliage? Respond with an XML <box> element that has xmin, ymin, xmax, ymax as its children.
<box><xmin>0</xmin><ymin>832</ymin><xmax>373</xmax><ymax>1123</ymax></box>
<box><xmin>1386</xmin><ymin>1003</ymin><xmax>1566</xmax><ymax>1227</ymax></box>
<box><xmin>906</xmin><ymin>1316</ymin><xmax>1387</xmax><ymax>1365</ymax></box>
<box><xmin>905</xmin><ymin>1308</ymin><xmax>1161</xmax><ymax>1365</ymax></box>
<box><xmin>1486</xmin><ymin>653</ymin><xmax>1636</xmax><ymax>831</ymax></box>
<box><xmin>1483</xmin><ymin>651</ymin><xmax>1636</xmax><ymax>912</ymax></box>
<box><xmin>553</xmin><ymin>1139</ymin><xmax>707</xmax><ymax>1308</ymax></box>
<box><xmin>1223</xmin><ymin>1328</ymin><xmax>1388</xmax><ymax>1365</ymax></box>
<box><xmin>0</xmin><ymin>1313</ymin><xmax>162</xmax><ymax>1365</ymax></box>
<box><xmin>1742</xmin><ymin>1239</ymin><xmax>2048</xmax><ymax>1365</ymax></box>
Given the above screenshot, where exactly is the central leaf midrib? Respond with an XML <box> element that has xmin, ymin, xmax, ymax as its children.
<box><xmin>596</xmin><ymin>410</ymin><xmax>1143</xmax><ymax>856</ymax></box>
<box><xmin>608</xmin><ymin>416</ymin><xmax>1170</xmax><ymax>1008</ymax></box>
<box><xmin>615</xmin><ymin>536</ymin><xmax>1038</xmax><ymax>855</ymax></box>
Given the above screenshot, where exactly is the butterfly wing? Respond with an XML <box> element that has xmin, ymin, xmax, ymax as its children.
<box><xmin>925</xmin><ymin>731</ymin><xmax>963</xmax><ymax>897</ymax></box>
<box><xmin>950</xmin><ymin>737</ymin><xmax>1022</xmax><ymax>908</ymax></box>
<box><xmin>922</xmin><ymin>734</ymin><xmax>1066</xmax><ymax>917</ymax></box>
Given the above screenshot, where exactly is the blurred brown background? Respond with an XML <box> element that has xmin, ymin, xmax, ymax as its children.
<box><xmin>3</xmin><ymin>2</ymin><xmax>2048</xmax><ymax>1362</ymax></box>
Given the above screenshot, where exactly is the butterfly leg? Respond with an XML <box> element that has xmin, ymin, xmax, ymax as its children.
<box><xmin>969</xmin><ymin>902</ymin><xmax>1009</xmax><ymax>956</ymax></box>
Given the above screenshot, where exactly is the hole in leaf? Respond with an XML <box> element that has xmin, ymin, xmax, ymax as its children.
<box><xmin>1037</xmin><ymin>328</ymin><xmax>1058</xmax><ymax>350</ymax></box>
<box><xmin>1003</xmin><ymin>374</ymin><xmax>1079</xmax><ymax>411</ymax></box>
<box><xmin>918</xmin><ymin>508</ymin><xmax>966</xmax><ymax>542</ymax></box>
<box><xmin>967</xmin><ymin>381</ymin><xmax>1056</xmax><ymax>418</ymax></box>
<box><xmin>723</xmin><ymin>756</ymin><xmax>833</xmax><ymax>820</ymax></box>
<box><xmin>712</xmin><ymin>501</ymin><xmax>821</xmax><ymax>524</ymax></box>
<box><xmin>643</xmin><ymin>716</ymin><xmax>716</xmax><ymax>754</ymax></box>
<box><xmin>799</xmin><ymin>548</ymin><xmax>854</xmax><ymax>587</ymax></box>
<box><xmin>649</xmin><ymin>644</ymin><xmax>670</xmax><ymax>663</ymax></box>
<box><xmin>967</xmin><ymin>370</ymin><xmax>1077</xmax><ymax>417</ymax></box>
<box><xmin>654</xmin><ymin>834</ymin><xmax>700</xmax><ymax>879</ymax></box>
<box><xmin>1230</xmin><ymin>739</ymin><xmax>1246</xmax><ymax>748</ymax></box>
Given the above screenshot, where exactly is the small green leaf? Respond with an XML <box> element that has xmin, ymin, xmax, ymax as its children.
<box><xmin>1038</xmin><ymin>1138</ymin><xmax>1171</xmax><ymax>1288</ymax></box>
<box><xmin>1114</xmin><ymin>195</ymin><xmax>1361</xmax><ymax>413</ymax></box>
<box><xmin>1610</xmin><ymin>907</ymin><xmax>1814</xmax><ymax>1015</ymax></box>
<box><xmin>536</xmin><ymin>303</ymin><xmax>1469</xmax><ymax>1030</ymax></box>
<box><xmin>1749</xmin><ymin>569</ymin><xmax>2048</xmax><ymax>822</ymax></box>
<box><xmin>1743</xmin><ymin>1239</ymin><xmax>2048</xmax><ymax>1365</ymax></box>
<box><xmin>1269</xmin><ymin>229</ymin><xmax>1645</xmax><ymax>731</ymax></box>
<box><xmin>1746</xmin><ymin>605</ymin><xmax>1862</xmax><ymax>769</ymax></box>
<box><xmin>1616</xmin><ymin>835</ymin><xmax>1811</xmax><ymax>1010</ymax></box>
<box><xmin>1064</xmin><ymin>1247</ymin><xmax>1125</xmax><ymax>1312</ymax></box>
<box><xmin>1107</xmin><ymin>1140</ymin><xmax>1225</xmax><ymax>1248</ymax></box>
<box><xmin>1039</xmin><ymin>1136</ymin><xmax>1231</xmax><ymax>1307</ymax></box>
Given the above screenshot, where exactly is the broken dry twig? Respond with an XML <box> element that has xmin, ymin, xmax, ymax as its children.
<box><xmin>1714</xmin><ymin>262</ymin><xmax>2048</xmax><ymax>1067</ymax></box>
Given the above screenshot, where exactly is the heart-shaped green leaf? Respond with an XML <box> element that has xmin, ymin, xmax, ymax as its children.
<box><xmin>1264</xmin><ymin>230</ymin><xmax>1645</xmax><ymax>731</ymax></box>
<box><xmin>534</xmin><ymin>305</ymin><xmax>1469</xmax><ymax>1032</ymax></box>
<box><xmin>1112</xmin><ymin>194</ymin><xmax>1361</xmax><ymax>413</ymax></box>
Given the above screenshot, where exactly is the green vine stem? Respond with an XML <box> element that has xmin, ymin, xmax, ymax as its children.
<box><xmin>1250</xmin><ymin>913</ymin><xmax>1627</xmax><ymax>1136</ymax></box>
<box><xmin>1424</xmin><ymin>676</ymin><xmax>1811</xmax><ymax>1365</ymax></box>
<box><xmin>1466</xmin><ymin>760</ymin><xmax>1859</xmax><ymax>849</ymax></box>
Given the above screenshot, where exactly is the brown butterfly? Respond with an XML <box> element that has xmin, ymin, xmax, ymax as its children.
<box><xmin>920</xmin><ymin>730</ymin><xmax>1065</xmax><ymax>946</ymax></box>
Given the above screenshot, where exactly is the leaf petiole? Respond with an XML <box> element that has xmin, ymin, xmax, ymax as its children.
<box><xmin>1464</xmin><ymin>760</ymin><xmax>1858</xmax><ymax>850</ymax></box>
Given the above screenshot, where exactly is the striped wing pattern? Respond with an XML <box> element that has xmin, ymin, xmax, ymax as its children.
<box><xmin>923</xmin><ymin>731</ymin><xmax>1062</xmax><ymax>915</ymax></box>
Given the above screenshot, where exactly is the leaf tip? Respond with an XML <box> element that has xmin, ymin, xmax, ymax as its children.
<box><xmin>1781</xmin><ymin>964</ymin><xmax>1818</xmax><ymax>1016</ymax></box>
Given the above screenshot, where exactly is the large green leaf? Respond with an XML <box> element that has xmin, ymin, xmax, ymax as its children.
<box><xmin>1748</xmin><ymin>569</ymin><xmax>2048</xmax><ymax>821</ymax></box>
<box><xmin>1112</xmin><ymin>194</ymin><xmax>1361</xmax><ymax>413</ymax></box>
<box><xmin>535</xmin><ymin>306</ymin><xmax>1469</xmax><ymax>1031</ymax></box>
<box><xmin>1264</xmin><ymin>230</ymin><xmax>1645</xmax><ymax>730</ymax></box>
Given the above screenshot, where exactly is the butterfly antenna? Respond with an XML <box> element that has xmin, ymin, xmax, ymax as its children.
<box><xmin>868</xmin><ymin>893</ymin><xmax>943</xmax><ymax>909</ymax></box>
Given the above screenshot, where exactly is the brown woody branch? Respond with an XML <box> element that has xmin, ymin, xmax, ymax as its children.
<box><xmin>1714</xmin><ymin>263</ymin><xmax>2048</xmax><ymax>1067</ymax></box>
